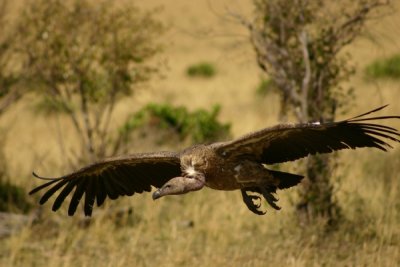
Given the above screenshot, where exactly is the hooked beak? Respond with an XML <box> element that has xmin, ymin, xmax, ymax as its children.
<box><xmin>152</xmin><ymin>189</ymin><xmax>162</xmax><ymax>200</ymax></box>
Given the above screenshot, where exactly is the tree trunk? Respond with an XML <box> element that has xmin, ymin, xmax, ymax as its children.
<box><xmin>296</xmin><ymin>154</ymin><xmax>341</xmax><ymax>226</ymax></box>
<box><xmin>296</xmin><ymin>104</ymin><xmax>341</xmax><ymax>226</ymax></box>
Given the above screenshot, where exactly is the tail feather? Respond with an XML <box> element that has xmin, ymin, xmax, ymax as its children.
<box><xmin>268</xmin><ymin>169</ymin><xmax>304</xmax><ymax>189</ymax></box>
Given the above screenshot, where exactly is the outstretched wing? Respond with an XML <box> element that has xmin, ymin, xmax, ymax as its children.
<box><xmin>215</xmin><ymin>105</ymin><xmax>400</xmax><ymax>164</ymax></box>
<box><xmin>30</xmin><ymin>151</ymin><xmax>181</xmax><ymax>216</ymax></box>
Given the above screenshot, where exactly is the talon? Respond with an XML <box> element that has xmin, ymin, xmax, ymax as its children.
<box><xmin>241</xmin><ymin>189</ymin><xmax>266</xmax><ymax>215</ymax></box>
<box><xmin>260</xmin><ymin>188</ymin><xmax>281</xmax><ymax>210</ymax></box>
<box><xmin>249</xmin><ymin>195</ymin><xmax>261</xmax><ymax>207</ymax></box>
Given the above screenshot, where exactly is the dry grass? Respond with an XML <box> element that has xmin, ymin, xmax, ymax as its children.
<box><xmin>1</xmin><ymin>1</ymin><xmax>400</xmax><ymax>266</ymax></box>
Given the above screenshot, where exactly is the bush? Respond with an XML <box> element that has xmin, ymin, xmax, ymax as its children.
<box><xmin>186</xmin><ymin>62</ymin><xmax>216</xmax><ymax>78</ymax></box>
<box><xmin>255</xmin><ymin>78</ymin><xmax>276</xmax><ymax>96</ymax></box>
<box><xmin>365</xmin><ymin>54</ymin><xmax>400</xmax><ymax>79</ymax></box>
<box><xmin>119</xmin><ymin>103</ymin><xmax>230</xmax><ymax>146</ymax></box>
<box><xmin>0</xmin><ymin>144</ymin><xmax>31</xmax><ymax>213</ymax></box>
<box><xmin>0</xmin><ymin>179</ymin><xmax>32</xmax><ymax>213</ymax></box>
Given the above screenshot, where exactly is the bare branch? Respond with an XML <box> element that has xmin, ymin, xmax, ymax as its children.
<box><xmin>78</xmin><ymin>80</ymin><xmax>95</xmax><ymax>161</ymax></box>
<box><xmin>299</xmin><ymin>30</ymin><xmax>311</xmax><ymax>120</ymax></box>
<box><xmin>332</xmin><ymin>0</ymin><xmax>390</xmax><ymax>55</ymax></box>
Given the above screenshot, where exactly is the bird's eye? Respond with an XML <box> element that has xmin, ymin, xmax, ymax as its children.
<box><xmin>165</xmin><ymin>185</ymin><xmax>171</xmax><ymax>189</ymax></box>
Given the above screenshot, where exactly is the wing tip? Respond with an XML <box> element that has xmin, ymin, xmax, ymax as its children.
<box><xmin>28</xmin><ymin>189</ymin><xmax>35</xmax><ymax>196</ymax></box>
<box><xmin>32</xmin><ymin>171</ymin><xmax>61</xmax><ymax>181</ymax></box>
<box><xmin>348</xmin><ymin>104</ymin><xmax>393</xmax><ymax>121</ymax></box>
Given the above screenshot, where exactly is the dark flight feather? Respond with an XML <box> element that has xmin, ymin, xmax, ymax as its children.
<box><xmin>68</xmin><ymin>178</ymin><xmax>87</xmax><ymax>216</ymax></box>
<box><xmin>30</xmin><ymin>152</ymin><xmax>181</xmax><ymax>215</ymax></box>
<box><xmin>215</xmin><ymin>105</ymin><xmax>400</xmax><ymax>164</ymax></box>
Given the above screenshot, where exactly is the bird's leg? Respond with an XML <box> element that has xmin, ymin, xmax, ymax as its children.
<box><xmin>241</xmin><ymin>189</ymin><xmax>266</xmax><ymax>215</ymax></box>
<box><xmin>241</xmin><ymin>185</ymin><xmax>281</xmax><ymax>214</ymax></box>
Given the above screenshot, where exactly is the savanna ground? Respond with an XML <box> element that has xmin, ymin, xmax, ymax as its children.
<box><xmin>1</xmin><ymin>1</ymin><xmax>400</xmax><ymax>266</ymax></box>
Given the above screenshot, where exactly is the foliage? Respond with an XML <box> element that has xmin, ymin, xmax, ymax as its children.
<box><xmin>0</xmin><ymin>179</ymin><xmax>32</xmax><ymax>213</ymax></box>
<box><xmin>0</xmin><ymin>135</ymin><xmax>31</xmax><ymax>213</ymax></box>
<box><xmin>9</xmin><ymin>0</ymin><xmax>163</xmax><ymax>164</ymax></box>
<box><xmin>34</xmin><ymin>96</ymin><xmax>74</xmax><ymax>116</ymax></box>
<box><xmin>255</xmin><ymin>78</ymin><xmax>276</xmax><ymax>96</ymax></box>
<box><xmin>0</xmin><ymin>0</ymin><xmax>23</xmax><ymax>115</ymax></box>
<box><xmin>365</xmin><ymin>54</ymin><xmax>400</xmax><ymax>79</ymax></box>
<box><xmin>118</xmin><ymin>103</ymin><xmax>230</xmax><ymax>149</ymax></box>
<box><xmin>186</xmin><ymin>62</ymin><xmax>216</xmax><ymax>78</ymax></box>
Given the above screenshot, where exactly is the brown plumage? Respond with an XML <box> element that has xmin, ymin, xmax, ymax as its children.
<box><xmin>30</xmin><ymin>105</ymin><xmax>400</xmax><ymax>216</ymax></box>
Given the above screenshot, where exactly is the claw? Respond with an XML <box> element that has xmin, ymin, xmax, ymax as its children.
<box><xmin>260</xmin><ymin>187</ymin><xmax>281</xmax><ymax>210</ymax></box>
<box><xmin>241</xmin><ymin>189</ymin><xmax>266</xmax><ymax>215</ymax></box>
<box><xmin>249</xmin><ymin>194</ymin><xmax>261</xmax><ymax>208</ymax></box>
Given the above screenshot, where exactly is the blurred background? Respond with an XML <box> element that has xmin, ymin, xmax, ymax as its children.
<box><xmin>0</xmin><ymin>0</ymin><xmax>399</xmax><ymax>266</ymax></box>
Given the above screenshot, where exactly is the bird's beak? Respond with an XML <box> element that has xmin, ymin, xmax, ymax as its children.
<box><xmin>152</xmin><ymin>189</ymin><xmax>162</xmax><ymax>200</ymax></box>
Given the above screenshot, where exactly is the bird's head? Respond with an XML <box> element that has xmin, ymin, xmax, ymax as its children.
<box><xmin>152</xmin><ymin>177</ymin><xmax>187</xmax><ymax>200</ymax></box>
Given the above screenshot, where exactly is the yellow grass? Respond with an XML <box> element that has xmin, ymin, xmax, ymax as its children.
<box><xmin>1</xmin><ymin>1</ymin><xmax>400</xmax><ymax>266</ymax></box>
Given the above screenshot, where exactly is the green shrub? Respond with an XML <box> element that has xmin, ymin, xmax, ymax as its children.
<box><xmin>34</xmin><ymin>96</ymin><xmax>74</xmax><ymax>115</ymax></box>
<box><xmin>0</xmin><ymin>133</ymin><xmax>31</xmax><ymax>213</ymax></box>
<box><xmin>186</xmin><ymin>62</ymin><xmax>216</xmax><ymax>78</ymax></box>
<box><xmin>365</xmin><ymin>54</ymin><xmax>400</xmax><ymax>79</ymax></box>
<box><xmin>255</xmin><ymin>78</ymin><xmax>276</xmax><ymax>96</ymax></box>
<box><xmin>120</xmin><ymin>103</ymin><xmax>230</xmax><ymax>145</ymax></box>
<box><xmin>0</xmin><ymin>179</ymin><xmax>32</xmax><ymax>213</ymax></box>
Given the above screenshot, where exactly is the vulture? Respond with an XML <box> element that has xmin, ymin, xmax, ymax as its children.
<box><xmin>30</xmin><ymin>105</ymin><xmax>400</xmax><ymax>216</ymax></box>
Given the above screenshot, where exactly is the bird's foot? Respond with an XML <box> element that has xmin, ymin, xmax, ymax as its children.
<box><xmin>260</xmin><ymin>187</ymin><xmax>281</xmax><ymax>210</ymax></box>
<box><xmin>241</xmin><ymin>189</ymin><xmax>266</xmax><ymax>215</ymax></box>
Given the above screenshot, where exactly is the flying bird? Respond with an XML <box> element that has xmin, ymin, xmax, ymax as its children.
<box><xmin>30</xmin><ymin>105</ymin><xmax>400</xmax><ymax>216</ymax></box>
